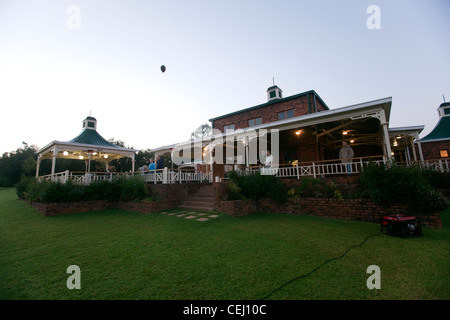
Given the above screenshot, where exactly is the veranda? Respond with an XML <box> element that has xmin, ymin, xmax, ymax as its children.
<box><xmin>38</xmin><ymin>156</ymin><xmax>449</xmax><ymax>185</ymax></box>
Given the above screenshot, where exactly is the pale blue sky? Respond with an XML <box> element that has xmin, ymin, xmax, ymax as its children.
<box><xmin>0</xmin><ymin>0</ymin><xmax>449</xmax><ymax>154</ymax></box>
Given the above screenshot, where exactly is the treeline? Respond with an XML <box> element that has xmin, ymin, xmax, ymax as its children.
<box><xmin>0</xmin><ymin>141</ymin><xmax>170</xmax><ymax>187</ymax></box>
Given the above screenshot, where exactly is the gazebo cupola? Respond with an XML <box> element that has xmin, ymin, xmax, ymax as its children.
<box><xmin>83</xmin><ymin>116</ymin><xmax>98</xmax><ymax>131</ymax></box>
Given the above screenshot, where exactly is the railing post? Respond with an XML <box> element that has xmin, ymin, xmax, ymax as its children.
<box><xmin>64</xmin><ymin>170</ymin><xmax>70</xmax><ymax>183</ymax></box>
<box><xmin>439</xmin><ymin>160</ymin><xmax>444</xmax><ymax>173</ymax></box>
<box><xmin>312</xmin><ymin>162</ymin><xmax>316</xmax><ymax>179</ymax></box>
<box><xmin>163</xmin><ymin>168</ymin><xmax>168</xmax><ymax>184</ymax></box>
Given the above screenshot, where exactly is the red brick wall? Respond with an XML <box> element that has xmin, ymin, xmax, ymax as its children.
<box><xmin>257</xmin><ymin>198</ymin><xmax>442</xmax><ymax>228</ymax></box>
<box><xmin>419</xmin><ymin>140</ymin><xmax>450</xmax><ymax>160</ymax></box>
<box><xmin>212</xmin><ymin>93</ymin><xmax>324</xmax><ymax>132</ymax></box>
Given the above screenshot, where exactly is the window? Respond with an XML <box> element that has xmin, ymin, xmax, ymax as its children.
<box><xmin>440</xmin><ymin>149</ymin><xmax>449</xmax><ymax>158</ymax></box>
<box><xmin>224</xmin><ymin>124</ymin><xmax>235</xmax><ymax>132</ymax></box>
<box><xmin>270</xmin><ymin>91</ymin><xmax>276</xmax><ymax>99</ymax></box>
<box><xmin>445</xmin><ymin>108</ymin><xmax>450</xmax><ymax>115</ymax></box>
<box><xmin>248</xmin><ymin>117</ymin><xmax>262</xmax><ymax>127</ymax></box>
<box><xmin>278</xmin><ymin>109</ymin><xmax>295</xmax><ymax>120</ymax></box>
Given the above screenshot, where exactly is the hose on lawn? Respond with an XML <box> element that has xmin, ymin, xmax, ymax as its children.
<box><xmin>260</xmin><ymin>231</ymin><xmax>381</xmax><ymax>300</ymax></box>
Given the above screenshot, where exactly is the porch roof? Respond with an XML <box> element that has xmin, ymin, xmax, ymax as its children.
<box><xmin>152</xmin><ymin>96</ymin><xmax>392</xmax><ymax>154</ymax></box>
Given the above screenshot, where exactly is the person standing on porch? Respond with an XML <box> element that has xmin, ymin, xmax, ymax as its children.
<box><xmin>156</xmin><ymin>155</ymin><xmax>164</xmax><ymax>170</ymax></box>
<box><xmin>264</xmin><ymin>150</ymin><xmax>273</xmax><ymax>168</ymax></box>
<box><xmin>148</xmin><ymin>158</ymin><xmax>156</xmax><ymax>171</ymax></box>
<box><xmin>339</xmin><ymin>140</ymin><xmax>354</xmax><ymax>175</ymax></box>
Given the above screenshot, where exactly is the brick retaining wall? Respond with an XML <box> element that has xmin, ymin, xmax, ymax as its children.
<box><xmin>214</xmin><ymin>180</ymin><xmax>443</xmax><ymax>228</ymax></box>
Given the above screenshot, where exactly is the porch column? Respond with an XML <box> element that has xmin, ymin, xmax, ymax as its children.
<box><xmin>411</xmin><ymin>140</ymin><xmax>418</xmax><ymax>161</ymax></box>
<box><xmin>35</xmin><ymin>155</ymin><xmax>41</xmax><ymax>178</ymax></box>
<box><xmin>414</xmin><ymin>133</ymin><xmax>424</xmax><ymax>162</ymax></box>
<box><xmin>380</xmin><ymin>123</ymin><xmax>392</xmax><ymax>160</ymax></box>
<box><xmin>131</xmin><ymin>153</ymin><xmax>136</xmax><ymax>172</ymax></box>
<box><xmin>51</xmin><ymin>147</ymin><xmax>58</xmax><ymax>178</ymax></box>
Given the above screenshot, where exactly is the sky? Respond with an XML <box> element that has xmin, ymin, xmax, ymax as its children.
<box><xmin>0</xmin><ymin>0</ymin><xmax>449</xmax><ymax>155</ymax></box>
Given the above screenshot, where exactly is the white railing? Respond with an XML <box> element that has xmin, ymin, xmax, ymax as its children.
<box><xmin>37</xmin><ymin>158</ymin><xmax>449</xmax><ymax>184</ymax></box>
<box><xmin>228</xmin><ymin>157</ymin><xmax>449</xmax><ymax>179</ymax></box>
<box><xmin>38</xmin><ymin>168</ymin><xmax>213</xmax><ymax>185</ymax></box>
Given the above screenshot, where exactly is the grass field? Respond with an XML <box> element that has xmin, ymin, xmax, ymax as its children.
<box><xmin>0</xmin><ymin>187</ymin><xmax>449</xmax><ymax>300</ymax></box>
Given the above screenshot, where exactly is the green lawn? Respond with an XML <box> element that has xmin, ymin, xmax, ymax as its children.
<box><xmin>0</xmin><ymin>187</ymin><xmax>449</xmax><ymax>300</ymax></box>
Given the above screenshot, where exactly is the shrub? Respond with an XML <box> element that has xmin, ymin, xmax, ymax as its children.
<box><xmin>226</xmin><ymin>171</ymin><xmax>287</xmax><ymax>203</ymax></box>
<box><xmin>224</xmin><ymin>179</ymin><xmax>244</xmax><ymax>200</ymax></box>
<box><xmin>115</xmin><ymin>176</ymin><xmax>148</xmax><ymax>202</ymax></box>
<box><xmin>287</xmin><ymin>177</ymin><xmax>343</xmax><ymax>200</ymax></box>
<box><xmin>15</xmin><ymin>176</ymin><xmax>149</xmax><ymax>203</ymax></box>
<box><xmin>423</xmin><ymin>169</ymin><xmax>450</xmax><ymax>189</ymax></box>
<box><xmin>359</xmin><ymin>161</ymin><xmax>449</xmax><ymax>213</ymax></box>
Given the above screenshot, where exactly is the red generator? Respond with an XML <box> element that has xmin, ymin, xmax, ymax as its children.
<box><xmin>380</xmin><ymin>214</ymin><xmax>423</xmax><ymax>237</ymax></box>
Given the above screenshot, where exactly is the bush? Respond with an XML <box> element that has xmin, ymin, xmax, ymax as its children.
<box><xmin>423</xmin><ymin>169</ymin><xmax>450</xmax><ymax>189</ymax></box>
<box><xmin>226</xmin><ymin>171</ymin><xmax>287</xmax><ymax>204</ymax></box>
<box><xmin>115</xmin><ymin>176</ymin><xmax>148</xmax><ymax>202</ymax></box>
<box><xmin>15</xmin><ymin>176</ymin><xmax>149</xmax><ymax>203</ymax></box>
<box><xmin>287</xmin><ymin>177</ymin><xmax>343</xmax><ymax>200</ymax></box>
<box><xmin>359</xmin><ymin>162</ymin><xmax>449</xmax><ymax>213</ymax></box>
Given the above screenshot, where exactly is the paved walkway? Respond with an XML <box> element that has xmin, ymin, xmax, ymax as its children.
<box><xmin>158</xmin><ymin>209</ymin><xmax>220</xmax><ymax>222</ymax></box>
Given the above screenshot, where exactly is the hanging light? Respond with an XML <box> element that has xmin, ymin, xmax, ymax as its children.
<box><xmin>393</xmin><ymin>139</ymin><xmax>398</xmax><ymax>147</ymax></box>
<box><xmin>79</xmin><ymin>155</ymin><xmax>84</xmax><ymax>159</ymax></box>
<box><xmin>63</xmin><ymin>151</ymin><xmax>69</xmax><ymax>156</ymax></box>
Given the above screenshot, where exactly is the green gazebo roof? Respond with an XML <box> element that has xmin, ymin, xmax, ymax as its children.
<box><xmin>421</xmin><ymin>103</ymin><xmax>450</xmax><ymax>142</ymax></box>
<box><xmin>421</xmin><ymin>116</ymin><xmax>450</xmax><ymax>141</ymax></box>
<box><xmin>69</xmin><ymin>128</ymin><xmax>120</xmax><ymax>148</ymax></box>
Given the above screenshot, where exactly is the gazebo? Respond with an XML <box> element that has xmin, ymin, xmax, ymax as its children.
<box><xmin>36</xmin><ymin>116</ymin><xmax>137</xmax><ymax>180</ymax></box>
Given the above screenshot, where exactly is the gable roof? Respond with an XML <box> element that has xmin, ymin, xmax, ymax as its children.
<box><xmin>209</xmin><ymin>90</ymin><xmax>329</xmax><ymax>122</ymax></box>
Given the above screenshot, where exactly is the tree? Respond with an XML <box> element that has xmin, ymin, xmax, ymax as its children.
<box><xmin>0</xmin><ymin>145</ymin><xmax>39</xmax><ymax>187</ymax></box>
<box><xmin>191</xmin><ymin>123</ymin><xmax>212</xmax><ymax>140</ymax></box>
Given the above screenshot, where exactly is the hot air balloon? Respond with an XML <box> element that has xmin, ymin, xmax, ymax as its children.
<box><xmin>161</xmin><ymin>65</ymin><xmax>166</xmax><ymax>73</ymax></box>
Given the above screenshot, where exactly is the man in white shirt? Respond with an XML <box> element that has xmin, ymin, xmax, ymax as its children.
<box><xmin>264</xmin><ymin>150</ymin><xmax>273</xmax><ymax>168</ymax></box>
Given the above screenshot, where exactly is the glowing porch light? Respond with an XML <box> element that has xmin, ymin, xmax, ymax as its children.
<box><xmin>79</xmin><ymin>155</ymin><xmax>84</xmax><ymax>159</ymax></box>
<box><xmin>104</xmin><ymin>155</ymin><xmax>109</xmax><ymax>159</ymax></box>
<box><xmin>63</xmin><ymin>151</ymin><xmax>69</xmax><ymax>156</ymax></box>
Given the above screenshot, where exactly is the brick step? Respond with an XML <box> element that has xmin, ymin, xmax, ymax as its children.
<box><xmin>189</xmin><ymin>196</ymin><xmax>215</xmax><ymax>201</ymax></box>
<box><xmin>182</xmin><ymin>200</ymin><xmax>213</xmax><ymax>207</ymax></box>
<box><xmin>178</xmin><ymin>204</ymin><xmax>215</xmax><ymax>212</ymax></box>
<box><xmin>179</xmin><ymin>185</ymin><xmax>216</xmax><ymax>211</ymax></box>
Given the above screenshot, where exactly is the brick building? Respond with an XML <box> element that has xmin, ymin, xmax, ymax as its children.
<box><xmin>416</xmin><ymin>102</ymin><xmax>450</xmax><ymax>160</ymax></box>
<box><xmin>153</xmin><ymin>85</ymin><xmax>395</xmax><ymax>178</ymax></box>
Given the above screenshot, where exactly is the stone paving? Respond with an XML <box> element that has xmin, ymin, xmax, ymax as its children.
<box><xmin>159</xmin><ymin>209</ymin><xmax>220</xmax><ymax>222</ymax></box>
